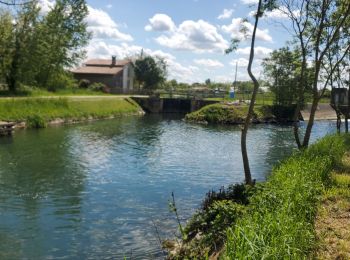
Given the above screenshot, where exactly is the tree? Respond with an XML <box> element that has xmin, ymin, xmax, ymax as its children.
<box><xmin>35</xmin><ymin>0</ymin><xmax>90</xmax><ymax>89</ymax></box>
<box><xmin>262</xmin><ymin>46</ymin><xmax>312</xmax><ymax>105</ymax></box>
<box><xmin>280</xmin><ymin>0</ymin><xmax>350</xmax><ymax>148</ymax></box>
<box><xmin>227</xmin><ymin>0</ymin><xmax>277</xmax><ymax>185</ymax></box>
<box><xmin>0</xmin><ymin>10</ymin><xmax>14</xmax><ymax>85</ymax></box>
<box><xmin>2</xmin><ymin>0</ymin><xmax>90</xmax><ymax>92</ymax></box>
<box><xmin>6</xmin><ymin>0</ymin><xmax>40</xmax><ymax>92</ymax></box>
<box><xmin>134</xmin><ymin>55</ymin><xmax>167</xmax><ymax>90</ymax></box>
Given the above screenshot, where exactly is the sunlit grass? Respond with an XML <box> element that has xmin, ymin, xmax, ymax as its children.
<box><xmin>224</xmin><ymin>134</ymin><xmax>350</xmax><ymax>259</ymax></box>
<box><xmin>0</xmin><ymin>98</ymin><xmax>142</xmax><ymax>126</ymax></box>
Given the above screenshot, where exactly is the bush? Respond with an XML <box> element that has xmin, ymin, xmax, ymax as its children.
<box><xmin>46</xmin><ymin>72</ymin><xmax>77</xmax><ymax>91</ymax></box>
<box><xmin>185</xmin><ymin>104</ymin><xmax>274</xmax><ymax>124</ymax></box>
<box><xmin>26</xmin><ymin>115</ymin><xmax>47</xmax><ymax>128</ymax></box>
<box><xmin>78</xmin><ymin>79</ymin><xmax>90</xmax><ymax>89</ymax></box>
<box><xmin>88</xmin><ymin>82</ymin><xmax>106</xmax><ymax>92</ymax></box>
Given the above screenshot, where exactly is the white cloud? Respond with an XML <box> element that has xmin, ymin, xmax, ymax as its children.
<box><xmin>85</xmin><ymin>41</ymin><xmax>199</xmax><ymax>83</ymax></box>
<box><xmin>37</xmin><ymin>2</ymin><xmax>132</xmax><ymax>41</ymax></box>
<box><xmin>38</xmin><ymin>0</ymin><xmax>54</xmax><ymax>14</ymax></box>
<box><xmin>230</xmin><ymin>58</ymin><xmax>249</xmax><ymax>67</ymax></box>
<box><xmin>106</xmin><ymin>4</ymin><xmax>112</xmax><ymax>9</ymax></box>
<box><xmin>236</xmin><ymin>46</ymin><xmax>272</xmax><ymax>58</ymax></box>
<box><xmin>249</xmin><ymin>6</ymin><xmax>300</xmax><ymax>19</ymax></box>
<box><xmin>217</xmin><ymin>9</ymin><xmax>234</xmax><ymax>20</ymax></box>
<box><xmin>145</xmin><ymin>14</ymin><xmax>176</xmax><ymax>32</ymax></box>
<box><xmin>154</xmin><ymin>19</ymin><xmax>229</xmax><ymax>53</ymax></box>
<box><xmin>222</xmin><ymin>18</ymin><xmax>273</xmax><ymax>42</ymax></box>
<box><xmin>240</xmin><ymin>0</ymin><xmax>258</xmax><ymax>4</ymax></box>
<box><xmin>86</xmin><ymin>6</ymin><xmax>133</xmax><ymax>41</ymax></box>
<box><xmin>194</xmin><ymin>59</ymin><xmax>224</xmax><ymax>68</ymax></box>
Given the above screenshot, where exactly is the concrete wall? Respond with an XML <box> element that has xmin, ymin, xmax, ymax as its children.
<box><xmin>131</xmin><ymin>97</ymin><xmax>218</xmax><ymax>114</ymax></box>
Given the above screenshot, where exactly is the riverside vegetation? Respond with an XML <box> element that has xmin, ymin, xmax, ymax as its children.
<box><xmin>0</xmin><ymin>97</ymin><xmax>142</xmax><ymax>128</ymax></box>
<box><xmin>185</xmin><ymin>103</ymin><xmax>295</xmax><ymax>124</ymax></box>
<box><xmin>167</xmin><ymin>134</ymin><xmax>350</xmax><ymax>259</ymax></box>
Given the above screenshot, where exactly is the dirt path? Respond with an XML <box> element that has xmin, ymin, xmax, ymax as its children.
<box><xmin>315</xmin><ymin>153</ymin><xmax>350</xmax><ymax>259</ymax></box>
<box><xmin>301</xmin><ymin>103</ymin><xmax>337</xmax><ymax>120</ymax></box>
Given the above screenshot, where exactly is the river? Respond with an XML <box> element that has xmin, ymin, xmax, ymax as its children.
<box><xmin>0</xmin><ymin>115</ymin><xmax>339</xmax><ymax>259</ymax></box>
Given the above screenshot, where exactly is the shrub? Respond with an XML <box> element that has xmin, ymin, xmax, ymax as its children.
<box><xmin>78</xmin><ymin>79</ymin><xmax>90</xmax><ymax>89</ymax></box>
<box><xmin>88</xmin><ymin>82</ymin><xmax>106</xmax><ymax>92</ymax></box>
<box><xmin>26</xmin><ymin>115</ymin><xmax>47</xmax><ymax>128</ymax></box>
<box><xmin>46</xmin><ymin>72</ymin><xmax>77</xmax><ymax>91</ymax></box>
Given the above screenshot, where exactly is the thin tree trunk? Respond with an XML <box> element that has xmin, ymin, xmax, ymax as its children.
<box><xmin>302</xmin><ymin>95</ymin><xmax>319</xmax><ymax>148</ymax></box>
<box><xmin>241</xmin><ymin>0</ymin><xmax>262</xmax><ymax>186</ymax></box>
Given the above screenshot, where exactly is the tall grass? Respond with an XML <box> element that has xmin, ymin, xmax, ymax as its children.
<box><xmin>0</xmin><ymin>98</ymin><xmax>141</xmax><ymax>127</ymax></box>
<box><xmin>225</xmin><ymin>135</ymin><xmax>350</xmax><ymax>259</ymax></box>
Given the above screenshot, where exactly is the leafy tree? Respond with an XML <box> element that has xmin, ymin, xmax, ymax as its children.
<box><xmin>35</xmin><ymin>0</ymin><xmax>90</xmax><ymax>90</ymax></box>
<box><xmin>6</xmin><ymin>1</ymin><xmax>41</xmax><ymax>92</ymax></box>
<box><xmin>280</xmin><ymin>0</ymin><xmax>350</xmax><ymax>148</ymax></box>
<box><xmin>1</xmin><ymin>0</ymin><xmax>90</xmax><ymax>92</ymax></box>
<box><xmin>262</xmin><ymin>46</ymin><xmax>313</xmax><ymax>105</ymax></box>
<box><xmin>226</xmin><ymin>0</ymin><xmax>277</xmax><ymax>185</ymax></box>
<box><xmin>134</xmin><ymin>55</ymin><xmax>167</xmax><ymax>90</ymax></box>
<box><xmin>0</xmin><ymin>10</ymin><xmax>14</xmax><ymax>85</ymax></box>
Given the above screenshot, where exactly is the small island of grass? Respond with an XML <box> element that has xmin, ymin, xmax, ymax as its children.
<box><xmin>185</xmin><ymin>103</ymin><xmax>295</xmax><ymax>125</ymax></box>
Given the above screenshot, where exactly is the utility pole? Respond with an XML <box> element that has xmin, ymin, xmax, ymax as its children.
<box><xmin>234</xmin><ymin>61</ymin><xmax>238</xmax><ymax>93</ymax></box>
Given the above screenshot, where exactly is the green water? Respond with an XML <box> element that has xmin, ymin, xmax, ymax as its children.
<box><xmin>0</xmin><ymin>115</ymin><xmax>337</xmax><ymax>259</ymax></box>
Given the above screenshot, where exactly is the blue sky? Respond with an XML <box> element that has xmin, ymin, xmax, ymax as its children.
<box><xmin>41</xmin><ymin>0</ymin><xmax>294</xmax><ymax>83</ymax></box>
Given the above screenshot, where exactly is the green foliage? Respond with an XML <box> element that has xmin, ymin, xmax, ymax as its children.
<box><xmin>46</xmin><ymin>71</ymin><xmax>77</xmax><ymax>91</ymax></box>
<box><xmin>180</xmin><ymin>200</ymin><xmax>246</xmax><ymax>258</ymax></box>
<box><xmin>0</xmin><ymin>0</ymin><xmax>90</xmax><ymax>92</ymax></box>
<box><xmin>262</xmin><ymin>47</ymin><xmax>313</xmax><ymax>106</ymax></box>
<box><xmin>88</xmin><ymin>82</ymin><xmax>106</xmax><ymax>92</ymax></box>
<box><xmin>78</xmin><ymin>79</ymin><xmax>90</xmax><ymax>89</ymax></box>
<box><xmin>26</xmin><ymin>115</ymin><xmax>47</xmax><ymax>128</ymax></box>
<box><xmin>185</xmin><ymin>104</ymin><xmax>274</xmax><ymax>124</ymax></box>
<box><xmin>134</xmin><ymin>55</ymin><xmax>167</xmax><ymax>89</ymax></box>
<box><xmin>0</xmin><ymin>10</ymin><xmax>14</xmax><ymax>85</ymax></box>
<box><xmin>225</xmin><ymin>134</ymin><xmax>350</xmax><ymax>259</ymax></box>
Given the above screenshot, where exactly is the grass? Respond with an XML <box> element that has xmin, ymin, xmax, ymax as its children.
<box><xmin>185</xmin><ymin>103</ymin><xmax>277</xmax><ymax>124</ymax></box>
<box><xmin>168</xmin><ymin>135</ymin><xmax>350</xmax><ymax>259</ymax></box>
<box><xmin>205</xmin><ymin>92</ymin><xmax>275</xmax><ymax>105</ymax></box>
<box><xmin>315</xmin><ymin>153</ymin><xmax>350</xmax><ymax>259</ymax></box>
<box><xmin>224</xmin><ymin>134</ymin><xmax>350</xmax><ymax>259</ymax></box>
<box><xmin>0</xmin><ymin>87</ymin><xmax>112</xmax><ymax>97</ymax></box>
<box><xmin>0</xmin><ymin>97</ymin><xmax>142</xmax><ymax>127</ymax></box>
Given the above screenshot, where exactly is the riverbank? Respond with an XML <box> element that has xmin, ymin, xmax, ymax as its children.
<box><xmin>167</xmin><ymin>134</ymin><xmax>350</xmax><ymax>259</ymax></box>
<box><xmin>0</xmin><ymin>97</ymin><xmax>144</xmax><ymax>128</ymax></box>
<box><xmin>185</xmin><ymin>103</ymin><xmax>295</xmax><ymax>124</ymax></box>
<box><xmin>315</xmin><ymin>152</ymin><xmax>350</xmax><ymax>258</ymax></box>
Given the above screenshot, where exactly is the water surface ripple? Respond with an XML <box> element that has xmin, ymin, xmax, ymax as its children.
<box><xmin>0</xmin><ymin>115</ymin><xmax>338</xmax><ymax>259</ymax></box>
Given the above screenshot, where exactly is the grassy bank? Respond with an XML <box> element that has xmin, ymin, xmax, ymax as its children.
<box><xmin>185</xmin><ymin>103</ymin><xmax>296</xmax><ymax>124</ymax></box>
<box><xmin>0</xmin><ymin>97</ymin><xmax>143</xmax><ymax>128</ymax></box>
<box><xmin>168</xmin><ymin>134</ymin><xmax>350</xmax><ymax>258</ymax></box>
<box><xmin>315</xmin><ymin>153</ymin><xmax>350</xmax><ymax>259</ymax></box>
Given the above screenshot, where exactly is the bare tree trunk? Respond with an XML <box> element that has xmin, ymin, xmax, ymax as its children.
<box><xmin>241</xmin><ymin>0</ymin><xmax>262</xmax><ymax>186</ymax></box>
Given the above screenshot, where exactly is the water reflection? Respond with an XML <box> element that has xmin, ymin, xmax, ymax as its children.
<box><xmin>0</xmin><ymin>117</ymin><xmax>338</xmax><ymax>259</ymax></box>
